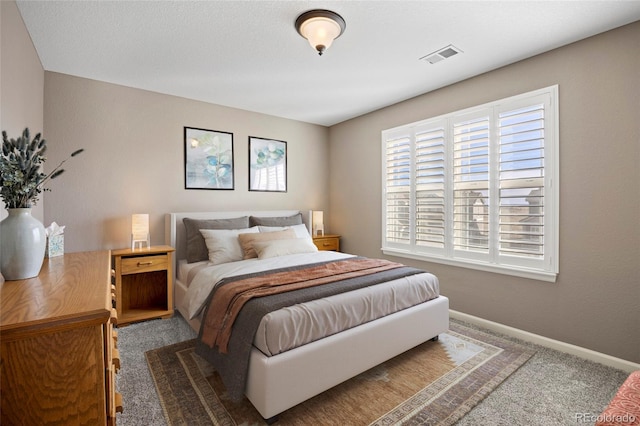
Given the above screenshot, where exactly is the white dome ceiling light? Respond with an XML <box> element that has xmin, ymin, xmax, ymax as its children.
<box><xmin>295</xmin><ymin>9</ymin><xmax>346</xmax><ymax>56</ymax></box>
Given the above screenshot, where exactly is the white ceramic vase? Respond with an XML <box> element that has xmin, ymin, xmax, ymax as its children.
<box><xmin>0</xmin><ymin>208</ymin><xmax>46</xmax><ymax>280</ymax></box>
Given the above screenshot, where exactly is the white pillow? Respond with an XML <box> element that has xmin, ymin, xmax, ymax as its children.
<box><xmin>252</xmin><ymin>238</ymin><xmax>318</xmax><ymax>259</ymax></box>
<box><xmin>199</xmin><ymin>227</ymin><xmax>259</xmax><ymax>265</ymax></box>
<box><xmin>258</xmin><ymin>223</ymin><xmax>312</xmax><ymax>240</ymax></box>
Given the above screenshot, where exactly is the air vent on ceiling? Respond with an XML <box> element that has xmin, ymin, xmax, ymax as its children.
<box><xmin>420</xmin><ymin>45</ymin><xmax>463</xmax><ymax>65</ymax></box>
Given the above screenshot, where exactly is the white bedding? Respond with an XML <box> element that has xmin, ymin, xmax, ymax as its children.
<box><xmin>180</xmin><ymin>251</ymin><xmax>440</xmax><ymax>356</ymax></box>
<box><xmin>253</xmin><ymin>271</ymin><xmax>439</xmax><ymax>355</ymax></box>
<box><xmin>178</xmin><ymin>259</ymin><xmax>208</xmax><ymax>285</ymax></box>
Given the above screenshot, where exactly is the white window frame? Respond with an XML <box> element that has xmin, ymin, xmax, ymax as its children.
<box><xmin>381</xmin><ymin>86</ymin><xmax>559</xmax><ymax>282</ymax></box>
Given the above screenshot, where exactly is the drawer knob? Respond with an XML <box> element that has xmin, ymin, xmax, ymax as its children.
<box><xmin>112</xmin><ymin>349</ymin><xmax>121</xmax><ymax>371</ymax></box>
<box><xmin>115</xmin><ymin>392</ymin><xmax>124</xmax><ymax>413</ymax></box>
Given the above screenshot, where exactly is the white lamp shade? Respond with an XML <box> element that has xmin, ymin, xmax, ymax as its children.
<box><xmin>131</xmin><ymin>213</ymin><xmax>151</xmax><ymax>250</ymax></box>
<box><xmin>299</xmin><ymin>17</ymin><xmax>342</xmax><ymax>52</ymax></box>
<box><xmin>312</xmin><ymin>211</ymin><xmax>324</xmax><ymax>227</ymax></box>
<box><xmin>312</xmin><ymin>211</ymin><xmax>324</xmax><ymax>236</ymax></box>
<box><xmin>131</xmin><ymin>214</ymin><xmax>149</xmax><ymax>239</ymax></box>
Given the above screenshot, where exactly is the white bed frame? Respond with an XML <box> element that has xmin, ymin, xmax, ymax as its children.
<box><xmin>165</xmin><ymin>210</ymin><xmax>449</xmax><ymax>421</ymax></box>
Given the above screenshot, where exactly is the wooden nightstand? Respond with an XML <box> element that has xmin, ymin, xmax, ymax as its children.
<box><xmin>313</xmin><ymin>234</ymin><xmax>341</xmax><ymax>251</ymax></box>
<box><xmin>112</xmin><ymin>245</ymin><xmax>174</xmax><ymax>326</ymax></box>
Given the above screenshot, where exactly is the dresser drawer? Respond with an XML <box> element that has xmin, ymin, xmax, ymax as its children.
<box><xmin>121</xmin><ymin>254</ymin><xmax>168</xmax><ymax>275</ymax></box>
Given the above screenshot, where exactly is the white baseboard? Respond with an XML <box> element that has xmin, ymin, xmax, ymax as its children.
<box><xmin>450</xmin><ymin>310</ymin><xmax>640</xmax><ymax>374</ymax></box>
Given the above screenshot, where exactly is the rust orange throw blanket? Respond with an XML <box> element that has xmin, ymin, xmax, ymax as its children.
<box><xmin>201</xmin><ymin>258</ymin><xmax>404</xmax><ymax>353</ymax></box>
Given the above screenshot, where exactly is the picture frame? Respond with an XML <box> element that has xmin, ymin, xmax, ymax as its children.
<box><xmin>248</xmin><ymin>136</ymin><xmax>287</xmax><ymax>192</ymax></box>
<box><xmin>184</xmin><ymin>127</ymin><xmax>234</xmax><ymax>190</ymax></box>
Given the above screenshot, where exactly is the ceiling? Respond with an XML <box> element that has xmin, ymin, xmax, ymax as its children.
<box><xmin>16</xmin><ymin>1</ymin><xmax>640</xmax><ymax>127</ymax></box>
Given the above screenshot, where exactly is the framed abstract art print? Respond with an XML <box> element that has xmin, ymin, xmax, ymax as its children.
<box><xmin>184</xmin><ymin>127</ymin><xmax>234</xmax><ymax>190</ymax></box>
<box><xmin>248</xmin><ymin>136</ymin><xmax>287</xmax><ymax>192</ymax></box>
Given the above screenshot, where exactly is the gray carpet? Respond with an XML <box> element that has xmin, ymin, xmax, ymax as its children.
<box><xmin>115</xmin><ymin>313</ymin><xmax>629</xmax><ymax>425</ymax></box>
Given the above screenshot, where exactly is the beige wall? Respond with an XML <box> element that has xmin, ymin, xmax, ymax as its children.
<box><xmin>329</xmin><ymin>21</ymin><xmax>640</xmax><ymax>363</ymax></box>
<box><xmin>43</xmin><ymin>73</ymin><xmax>329</xmax><ymax>252</ymax></box>
<box><xmin>0</xmin><ymin>0</ymin><xmax>44</xmax><ymax>221</ymax></box>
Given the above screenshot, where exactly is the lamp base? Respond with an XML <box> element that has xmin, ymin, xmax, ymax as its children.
<box><xmin>131</xmin><ymin>234</ymin><xmax>150</xmax><ymax>250</ymax></box>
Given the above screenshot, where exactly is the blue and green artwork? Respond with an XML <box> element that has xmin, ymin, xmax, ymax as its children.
<box><xmin>184</xmin><ymin>127</ymin><xmax>234</xmax><ymax>190</ymax></box>
<box><xmin>249</xmin><ymin>137</ymin><xmax>287</xmax><ymax>192</ymax></box>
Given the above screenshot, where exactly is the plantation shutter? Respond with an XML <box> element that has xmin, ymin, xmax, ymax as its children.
<box><xmin>382</xmin><ymin>86</ymin><xmax>557</xmax><ymax>281</ymax></box>
<box><xmin>498</xmin><ymin>103</ymin><xmax>545</xmax><ymax>260</ymax></box>
<box><xmin>415</xmin><ymin>125</ymin><xmax>446</xmax><ymax>250</ymax></box>
<box><xmin>384</xmin><ymin>131</ymin><xmax>412</xmax><ymax>245</ymax></box>
<box><xmin>452</xmin><ymin>115</ymin><xmax>490</xmax><ymax>255</ymax></box>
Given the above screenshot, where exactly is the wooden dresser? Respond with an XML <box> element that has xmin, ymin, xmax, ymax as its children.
<box><xmin>0</xmin><ymin>251</ymin><xmax>122</xmax><ymax>425</ymax></box>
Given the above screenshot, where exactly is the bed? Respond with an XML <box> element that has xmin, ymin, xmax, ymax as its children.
<box><xmin>165</xmin><ymin>210</ymin><xmax>449</xmax><ymax>421</ymax></box>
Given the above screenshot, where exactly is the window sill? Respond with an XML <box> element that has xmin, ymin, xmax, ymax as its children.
<box><xmin>381</xmin><ymin>248</ymin><xmax>557</xmax><ymax>283</ymax></box>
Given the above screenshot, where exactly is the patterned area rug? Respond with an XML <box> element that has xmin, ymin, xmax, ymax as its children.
<box><xmin>146</xmin><ymin>322</ymin><xmax>535</xmax><ymax>425</ymax></box>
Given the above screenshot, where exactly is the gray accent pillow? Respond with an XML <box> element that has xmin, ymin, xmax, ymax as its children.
<box><xmin>249</xmin><ymin>213</ymin><xmax>303</xmax><ymax>227</ymax></box>
<box><xmin>183</xmin><ymin>216</ymin><xmax>249</xmax><ymax>263</ymax></box>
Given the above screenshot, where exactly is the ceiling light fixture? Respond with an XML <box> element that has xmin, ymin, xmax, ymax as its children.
<box><xmin>295</xmin><ymin>9</ymin><xmax>346</xmax><ymax>56</ymax></box>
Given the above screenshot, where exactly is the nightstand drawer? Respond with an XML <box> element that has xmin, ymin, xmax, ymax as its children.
<box><xmin>121</xmin><ymin>254</ymin><xmax>168</xmax><ymax>275</ymax></box>
<box><xmin>313</xmin><ymin>236</ymin><xmax>340</xmax><ymax>251</ymax></box>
